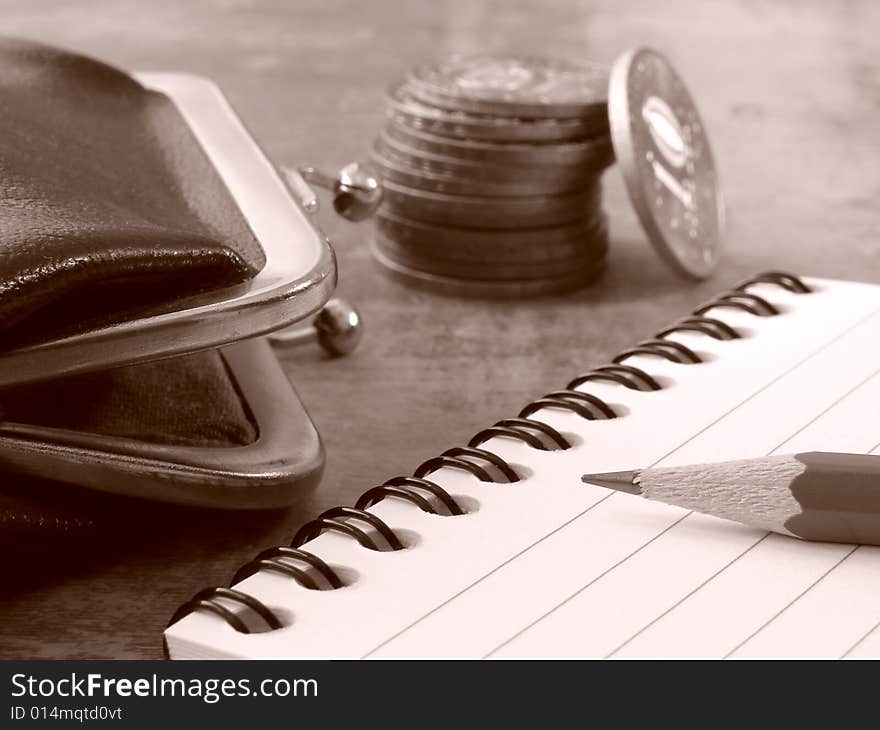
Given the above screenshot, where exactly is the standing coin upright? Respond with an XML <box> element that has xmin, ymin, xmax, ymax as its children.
<box><xmin>608</xmin><ymin>47</ymin><xmax>722</xmax><ymax>280</ymax></box>
<box><xmin>370</xmin><ymin>54</ymin><xmax>615</xmax><ymax>297</ymax></box>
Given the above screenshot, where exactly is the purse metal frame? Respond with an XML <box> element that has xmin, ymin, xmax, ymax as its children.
<box><xmin>0</xmin><ymin>338</ymin><xmax>323</xmax><ymax>508</ymax></box>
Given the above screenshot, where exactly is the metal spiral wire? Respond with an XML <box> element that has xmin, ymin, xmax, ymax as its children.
<box><xmin>167</xmin><ymin>271</ymin><xmax>810</xmax><ymax>634</ymax></box>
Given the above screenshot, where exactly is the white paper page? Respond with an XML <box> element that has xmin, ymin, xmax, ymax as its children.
<box><xmin>164</xmin><ymin>277</ymin><xmax>880</xmax><ymax>659</ymax></box>
<box><xmin>842</xmin><ymin>610</ymin><xmax>880</xmax><ymax>658</ymax></box>
<box><xmin>491</xmin><ymin>310</ymin><xmax>880</xmax><ymax>658</ymax></box>
<box><xmin>380</xmin><ymin>285</ymin><xmax>880</xmax><ymax>659</ymax></box>
<box><xmin>613</xmin><ymin>375</ymin><xmax>880</xmax><ymax>658</ymax></box>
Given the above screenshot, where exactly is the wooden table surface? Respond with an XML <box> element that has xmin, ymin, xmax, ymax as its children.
<box><xmin>2</xmin><ymin>0</ymin><xmax>879</xmax><ymax>658</ymax></box>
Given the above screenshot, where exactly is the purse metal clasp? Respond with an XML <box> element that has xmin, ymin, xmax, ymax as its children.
<box><xmin>270</xmin><ymin>162</ymin><xmax>382</xmax><ymax>356</ymax></box>
<box><xmin>283</xmin><ymin>162</ymin><xmax>383</xmax><ymax>222</ymax></box>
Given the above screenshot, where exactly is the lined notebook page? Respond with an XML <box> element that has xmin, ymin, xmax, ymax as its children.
<box><xmin>165</xmin><ymin>277</ymin><xmax>880</xmax><ymax>658</ymax></box>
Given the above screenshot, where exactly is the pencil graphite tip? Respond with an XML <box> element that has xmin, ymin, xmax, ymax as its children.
<box><xmin>581</xmin><ymin>469</ymin><xmax>643</xmax><ymax>495</ymax></box>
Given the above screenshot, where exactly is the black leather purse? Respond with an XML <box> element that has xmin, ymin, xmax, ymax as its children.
<box><xmin>0</xmin><ymin>38</ymin><xmax>375</xmax><ymax>533</ymax></box>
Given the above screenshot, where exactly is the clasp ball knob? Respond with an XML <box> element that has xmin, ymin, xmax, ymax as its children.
<box><xmin>333</xmin><ymin>162</ymin><xmax>382</xmax><ymax>221</ymax></box>
<box><xmin>268</xmin><ymin>297</ymin><xmax>363</xmax><ymax>357</ymax></box>
<box><xmin>313</xmin><ymin>297</ymin><xmax>363</xmax><ymax>355</ymax></box>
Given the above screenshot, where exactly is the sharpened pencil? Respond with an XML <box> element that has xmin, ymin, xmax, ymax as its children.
<box><xmin>583</xmin><ymin>452</ymin><xmax>880</xmax><ymax>545</ymax></box>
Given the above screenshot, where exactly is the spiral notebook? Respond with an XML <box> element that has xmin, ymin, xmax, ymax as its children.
<box><xmin>165</xmin><ymin>272</ymin><xmax>880</xmax><ymax>659</ymax></box>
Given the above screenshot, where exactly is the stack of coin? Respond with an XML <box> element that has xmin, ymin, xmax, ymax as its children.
<box><xmin>370</xmin><ymin>55</ymin><xmax>615</xmax><ymax>296</ymax></box>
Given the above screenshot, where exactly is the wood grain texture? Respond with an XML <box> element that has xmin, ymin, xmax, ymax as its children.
<box><xmin>640</xmin><ymin>456</ymin><xmax>805</xmax><ymax>535</ymax></box>
<box><xmin>2</xmin><ymin>0</ymin><xmax>879</xmax><ymax>658</ymax></box>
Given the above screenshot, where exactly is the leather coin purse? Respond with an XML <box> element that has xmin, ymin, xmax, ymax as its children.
<box><xmin>0</xmin><ymin>38</ymin><xmax>378</xmax><ymax>528</ymax></box>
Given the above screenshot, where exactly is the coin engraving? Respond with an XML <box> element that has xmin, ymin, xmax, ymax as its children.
<box><xmin>408</xmin><ymin>55</ymin><xmax>610</xmax><ymax>118</ymax></box>
<box><xmin>608</xmin><ymin>47</ymin><xmax>722</xmax><ymax>279</ymax></box>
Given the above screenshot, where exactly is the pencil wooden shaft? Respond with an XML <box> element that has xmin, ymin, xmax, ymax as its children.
<box><xmin>636</xmin><ymin>452</ymin><xmax>880</xmax><ymax>545</ymax></box>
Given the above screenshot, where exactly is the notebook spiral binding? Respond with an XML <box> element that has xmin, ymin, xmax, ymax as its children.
<box><xmin>167</xmin><ymin>271</ymin><xmax>812</xmax><ymax>635</ymax></box>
